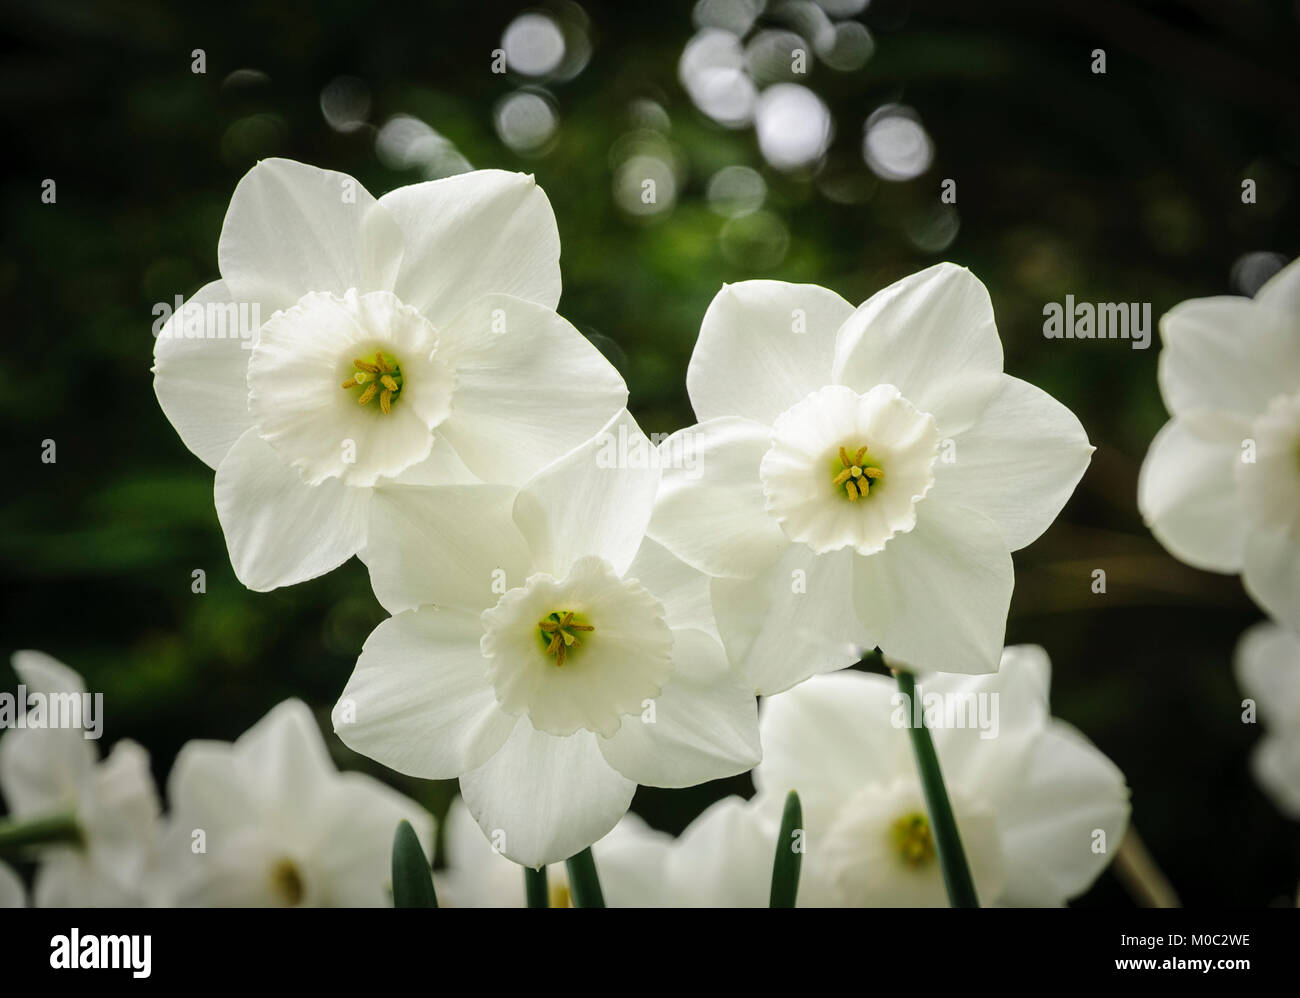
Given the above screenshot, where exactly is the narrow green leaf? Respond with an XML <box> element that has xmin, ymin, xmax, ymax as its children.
<box><xmin>524</xmin><ymin>864</ymin><xmax>549</xmax><ymax>908</ymax></box>
<box><xmin>895</xmin><ymin>669</ymin><xmax>980</xmax><ymax>908</ymax></box>
<box><xmin>0</xmin><ymin>812</ymin><xmax>81</xmax><ymax>856</ymax></box>
<box><xmin>769</xmin><ymin>789</ymin><xmax>804</xmax><ymax>907</ymax></box>
<box><xmin>391</xmin><ymin>819</ymin><xmax>438</xmax><ymax>908</ymax></box>
<box><xmin>564</xmin><ymin>847</ymin><xmax>605</xmax><ymax>908</ymax></box>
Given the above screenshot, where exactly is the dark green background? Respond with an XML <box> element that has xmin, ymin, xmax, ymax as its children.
<box><xmin>2</xmin><ymin>0</ymin><xmax>1297</xmax><ymax>905</ymax></box>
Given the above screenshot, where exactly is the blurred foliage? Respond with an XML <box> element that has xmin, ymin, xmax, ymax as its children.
<box><xmin>1</xmin><ymin>0</ymin><xmax>1298</xmax><ymax>905</ymax></box>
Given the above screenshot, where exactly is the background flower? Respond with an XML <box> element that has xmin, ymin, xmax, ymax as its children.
<box><xmin>1235</xmin><ymin>621</ymin><xmax>1300</xmax><ymax>819</ymax></box>
<box><xmin>625</xmin><ymin>646</ymin><xmax>1130</xmax><ymax>906</ymax></box>
<box><xmin>0</xmin><ymin>652</ymin><xmax>160</xmax><ymax>907</ymax></box>
<box><xmin>1139</xmin><ymin>257</ymin><xmax>1300</xmax><ymax>627</ymax></box>
<box><xmin>151</xmin><ymin>699</ymin><xmax>432</xmax><ymax>907</ymax></box>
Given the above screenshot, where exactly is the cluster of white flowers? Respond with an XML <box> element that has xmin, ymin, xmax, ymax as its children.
<box><xmin>5</xmin><ymin>160</ymin><xmax>1149</xmax><ymax>906</ymax></box>
<box><xmin>0</xmin><ymin>652</ymin><xmax>431</xmax><ymax>908</ymax></box>
<box><xmin>1139</xmin><ymin>256</ymin><xmax>1300</xmax><ymax>819</ymax></box>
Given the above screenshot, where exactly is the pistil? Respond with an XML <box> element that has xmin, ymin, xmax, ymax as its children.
<box><xmin>342</xmin><ymin>352</ymin><xmax>403</xmax><ymax>413</ymax></box>
<box><xmin>833</xmin><ymin>445</ymin><xmax>884</xmax><ymax>501</ymax></box>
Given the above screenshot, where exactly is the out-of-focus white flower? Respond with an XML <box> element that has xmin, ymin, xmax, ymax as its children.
<box><xmin>332</xmin><ymin>409</ymin><xmax>761</xmax><ymax>870</ymax></box>
<box><xmin>649</xmin><ymin>265</ymin><xmax>1092</xmax><ymax>688</ymax></box>
<box><xmin>436</xmin><ymin>796</ymin><xmax>673</xmax><ymax>907</ymax></box>
<box><xmin>1139</xmin><ymin>258</ymin><xmax>1300</xmax><ymax>624</ymax></box>
<box><xmin>0</xmin><ymin>862</ymin><xmax>24</xmax><ymax>907</ymax></box>
<box><xmin>1235</xmin><ymin>620</ymin><xmax>1300</xmax><ymax>818</ymax></box>
<box><xmin>0</xmin><ymin>651</ymin><xmax>160</xmax><ymax>907</ymax></box>
<box><xmin>634</xmin><ymin>647</ymin><xmax>1130</xmax><ymax>907</ymax></box>
<box><xmin>153</xmin><ymin>158</ymin><xmax>627</xmax><ymax>592</ymax></box>
<box><xmin>152</xmin><ymin>699</ymin><xmax>432</xmax><ymax>907</ymax></box>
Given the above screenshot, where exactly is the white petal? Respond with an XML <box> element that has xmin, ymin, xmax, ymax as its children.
<box><xmin>214</xmin><ymin>428</ymin><xmax>370</xmax><ymax>591</ymax></box>
<box><xmin>595</xmin><ymin>813</ymin><xmax>676</xmax><ymax>908</ymax></box>
<box><xmin>1234</xmin><ymin>621</ymin><xmax>1300</xmax><ymax>730</ymax></box>
<box><xmin>832</xmin><ymin>263</ymin><xmax>1004</xmax><ymax>435</ymax></box>
<box><xmin>624</xmin><ymin>536</ymin><xmax>720</xmax><ymax>637</ymax></box>
<box><xmin>996</xmin><ymin>722</ymin><xmax>1130</xmax><ymax>906</ymax></box>
<box><xmin>938</xmin><ymin>375</ymin><xmax>1093</xmax><ymax>551</ymax></box>
<box><xmin>247</xmin><ymin>289</ymin><xmax>450</xmax><ymax>488</ymax></box>
<box><xmin>598</xmin><ymin>628</ymin><xmax>760</xmax><ymax>787</ymax></box>
<box><xmin>754</xmin><ymin>669</ymin><xmax>911</xmax><ymax>818</ymax></box>
<box><xmin>852</xmin><ymin>497</ymin><xmax>1013</xmax><ymax>674</ymax></box>
<box><xmin>151</xmin><ymin>279</ymin><xmax>255</xmax><ymax>469</ymax></box>
<box><xmin>309</xmin><ymin>773</ymin><xmax>435</xmax><ymax>907</ymax></box>
<box><xmin>365</xmin><ymin>485</ymin><xmax>533</xmax><ymax>614</ymax></box>
<box><xmin>333</xmin><ymin>609</ymin><xmax>516</xmax><ymax>779</ymax></box>
<box><xmin>1243</xmin><ymin>525</ymin><xmax>1300</xmax><ymax>625</ymax></box>
<box><xmin>1255</xmin><ymin>255</ymin><xmax>1300</xmax><ymax>312</ymax></box>
<box><xmin>686</xmin><ymin>280</ymin><xmax>855</xmax><ymax>424</ymax></box>
<box><xmin>435</xmin><ymin>295</ymin><xmax>628</xmax><ymax>484</ymax></box>
<box><xmin>1250</xmin><ymin>733</ymin><xmax>1300</xmax><ymax>819</ymax></box>
<box><xmin>647</xmin><ymin>417</ymin><xmax>789</xmax><ymax>579</ymax></box>
<box><xmin>380</xmin><ymin>170</ymin><xmax>561</xmax><ymax>327</ymax></box>
<box><xmin>11</xmin><ymin>649</ymin><xmax>87</xmax><ymax>695</ymax></box>
<box><xmin>0</xmin><ymin>652</ymin><xmax>95</xmax><ymax>817</ymax></box>
<box><xmin>80</xmin><ymin>739</ymin><xmax>161</xmax><ymax>889</ymax></box>
<box><xmin>664</xmin><ymin>795</ymin><xmax>779</xmax><ymax>907</ymax></box>
<box><xmin>1158</xmin><ymin>295</ymin><xmax>1300</xmax><ymax>420</ymax></box>
<box><xmin>459</xmin><ymin>721</ymin><xmax>636</xmax><ymax>868</ymax></box>
<box><xmin>217</xmin><ymin>158</ymin><xmax>388</xmax><ymax>310</ymax></box>
<box><xmin>713</xmin><ymin>545</ymin><xmax>866</xmax><ymax>695</ymax></box>
<box><xmin>228</xmin><ymin>700</ymin><xmax>337</xmax><ymax>813</ymax></box>
<box><xmin>513</xmin><ymin>409</ymin><xmax>660</xmax><ymax>578</ymax></box>
<box><xmin>1138</xmin><ymin>411</ymin><xmax>1250</xmax><ymax>572</ymax></box>
<box><xmin>0</xmin><ymin>863</ymin><xmax>23</xmax><ymax>908</ymax></box>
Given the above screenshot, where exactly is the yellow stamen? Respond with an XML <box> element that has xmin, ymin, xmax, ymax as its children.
<box><xmin>380</xmin><ymin>389</ymin><xmax>392</xmax><ymax>414</ymax></box>
<box><xmin>381</xmin><ymin>374</ymin><xmax>399</xmax><ymax>392</ymax></box>
<box><xmin>539</xmin><ymin>611</ymin><xmax>594</xmax><ymax>667</ymax></box>
<box><xmin>353</xmin><ymin>358</ymin><xmax>380</xmax><ymax>374</ymax></box>
<box><xmin>341</xmin><ymin>376</ymin><xmax>358</xmax><ymax>389</ymax></box>
<box><xmin>846</xmin><ymin>480</ymin><xmax>860</xmax><ymax>501</ymax></box>
<box><xmin>834</xmin><ymin>443</ymin><xmax>883</xmax><ymax>500</ymax></box>
<box><xmin>358</xmin><ymin>382</ymin><xmax>378</xmax><ymax>406</ymax></box>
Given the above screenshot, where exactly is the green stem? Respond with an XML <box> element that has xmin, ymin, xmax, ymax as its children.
<box><xmin>895</xmin><ymin>669</ymin><xmax>980</xmax><ymax>908</ymax></box>
<box><xmin>0</xmin><ymin>812</ymin><xmax>81</xmax><ymax>855</ymax></box>
<box><xmin>564</xmin><ymin>847</ymin><xmax>605</xmax><ymax>908</ymax></box>
<box><xmin>524</xmin><ymin>865</ymin><xmax>549</xmax><ymax>908</ymax></box>
<box><xmin>769</xmin><ymin>789</ymin><xmax>803</xmax><ymax>908</ymax></box>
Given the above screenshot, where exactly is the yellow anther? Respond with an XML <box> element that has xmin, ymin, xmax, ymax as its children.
<box><xmin>539</xmin><ymin>611</ymin><xmax>594</xmax><ymax>667</ymax></box>
<box><xmin>344</xmin><ymin>352</ymin><xmax>403</xmax><ymax>410</ymax></box>
<box><xmin>834</xmin><ymin>443</ymin><xmax>883</xmax><ymax>500</ymax></box>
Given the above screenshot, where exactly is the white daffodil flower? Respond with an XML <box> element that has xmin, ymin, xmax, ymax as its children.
<box><xmin>152</xmin><ymin>699</ymin><xmax>432</xmax><ymax>907</ymax></box>
<box><xmin>632</xmin><ymin>647</ymin><xmax>1130</xmax><ymax>907</ymax></box>
<box><xmin>0</xmin><ymin>651</ymin><xmax>161</xmax><ymax>907</ymax></box>
<box><xmin>436</xmin><ymin>796</ymin><xmax>673</xmax><ymax>907</ymax></box>
<box><xmin>1235</xmin><ymin>620</ymin><xmax>1300</xmax><ymax>818</ymax></box>
<box><xmin>332</xmin><ymin>409</ymin><xmax>761</xmax><ymax>870</ymax></box>
<box><xmin>1139</xmin><ymin>257</ymin><xmax>1300</xmax><ymax>625</ymax></box>
<box><xmin>152</xmin><ymin>158</ymin><xmax>627</xmax><ymax>591</ymax></box>
<box><xmin>648</xmin><ymin>264</ymin><xmax>1093</xmax><ymax>688</ymax></box>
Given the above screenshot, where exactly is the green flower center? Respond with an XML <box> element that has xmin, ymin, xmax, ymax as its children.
<box><xmin>891</xmin><ymin>812</ymin><xmax>935</xmax><ymax>867</ymax></box>
<box><xmin>342</xmin><ymin>351</ymin><xmax>403</xmax><ymax>413</ymax></box>
<box><xmin>832</xmin><ymin>445</ymin><xmax>884</xmax><ymax>501</ymax></box>
<box><xmin>537</xmin><ymin>610</ymin><xmax>594</xmax><ymax>667</ymax></box>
